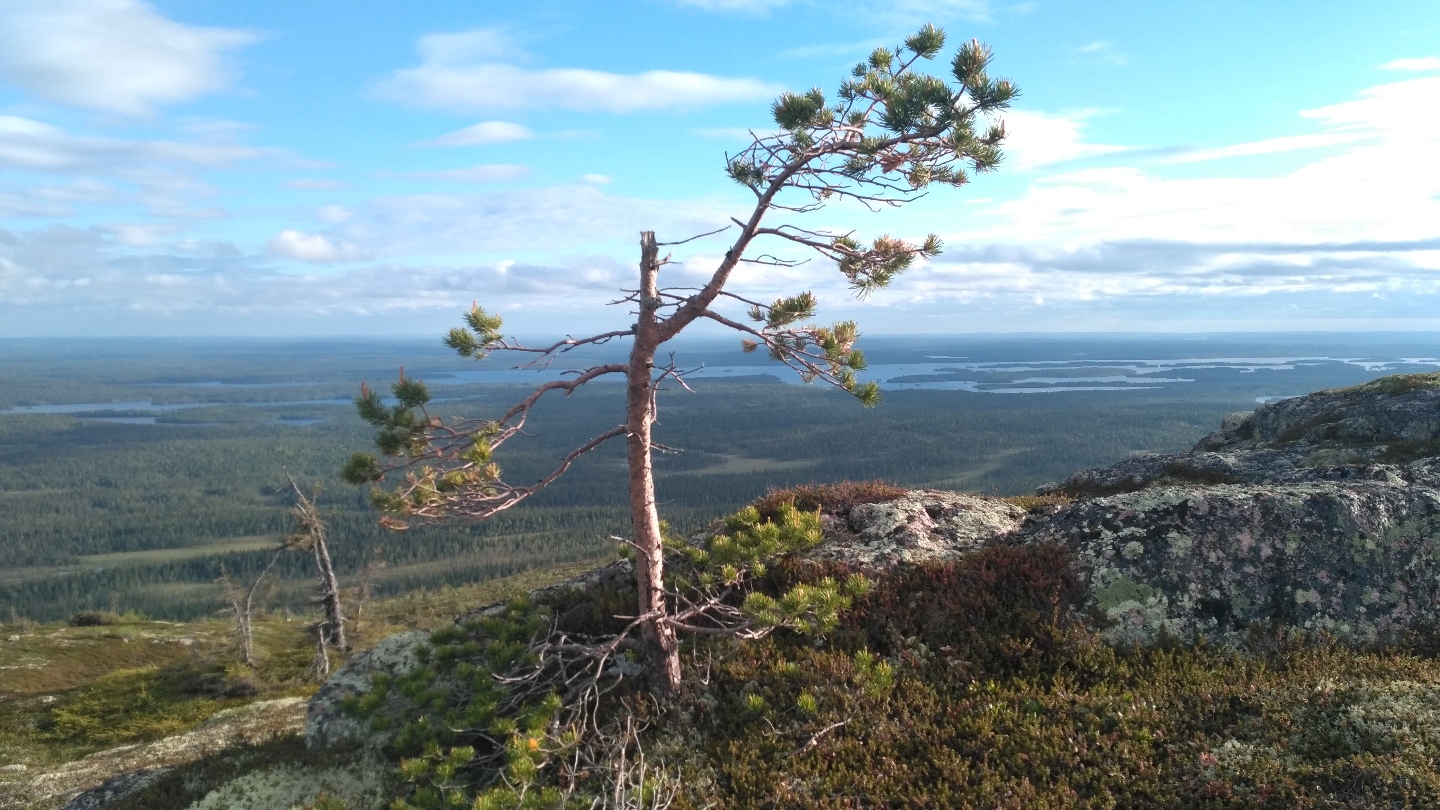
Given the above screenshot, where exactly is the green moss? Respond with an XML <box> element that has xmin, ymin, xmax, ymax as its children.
<box><xmin>44</xmin><ymin>662</ymin><xmax>247</xmax><ymax>748</ymax></box>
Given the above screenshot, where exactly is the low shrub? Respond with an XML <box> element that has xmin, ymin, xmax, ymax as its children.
<box><xmin>43</xmin><ymin>665</ymin><xmax>228</xmax><ymax>747</ymax></box>
<box><xmin>166</xmin><ymin>515</ymin><xmax>1440</xmax><ymax>808</ymax></box>
<box><xmin>1002</xmin><ymin>492</ymin><xmax>1074</xmax><ymax>511</ymax></box>
<box><xmin>751</xmin><ymin>479</ymin><xmax>906</xmax><ymax>521</ymax></box>
<box><xmin>67</xmin><ymin>610</ymin><xmax>124</xmax><ymax>627</ymax></box>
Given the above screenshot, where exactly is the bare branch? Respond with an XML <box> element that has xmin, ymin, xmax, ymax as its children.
<box><xmin>656</xmin><ymin>225</ymin><xmax>731</xmax><ymax>246</ymax></box>
<box><xmin>795</xmin><ymin>720</ymin><xmax>850</xmax><ymax>756</ymax></box>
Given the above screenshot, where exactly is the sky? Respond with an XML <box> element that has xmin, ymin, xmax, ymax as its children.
<box><xmin>0</xmin><ymin>0</ymin><xmax>1438</xmax><ymax>337</ymax></box>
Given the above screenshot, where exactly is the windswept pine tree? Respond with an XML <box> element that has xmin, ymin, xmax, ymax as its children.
<box><xmin>345</xmin><ymin>25</ymin><xmax>1016</xmax><ymax>692</ymax></box>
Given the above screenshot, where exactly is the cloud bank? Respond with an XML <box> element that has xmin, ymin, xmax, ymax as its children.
<box><xmin>0</xmin><ymin>0</ymin><xmax>259</xmax><ymax>116</ymax></box>
<box><xmin>378</xmin><ymin>28</ymin><xmax>780</xmax><ymax>113</ymax></box>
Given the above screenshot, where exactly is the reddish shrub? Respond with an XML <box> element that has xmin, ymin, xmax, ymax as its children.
<box><xmin>842</xmin><ymin>543</ymin><xmax>1090</xmax><ymax>681</ymax></box>
<box><xmin>751</xmin><ymin>479</ymin><xmax>906</xmax><ymax>521</ymax></box>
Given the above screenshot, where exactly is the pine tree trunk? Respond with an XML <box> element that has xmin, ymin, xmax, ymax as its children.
<box><xmin>628</xmin><ymin>231</ymin><xmax>682</xmax><ymax>693</ymax></box>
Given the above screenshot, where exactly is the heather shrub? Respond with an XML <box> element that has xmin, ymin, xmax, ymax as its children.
<box><xmin>332</xmin><ymin>521</ymin><xmax>1440</xmax><ymax>809</ymax></box>
<box><xmin>68</xmin><ymin>610</ymin><xmax>123</xmax><ymax>627</ymax></box>
<box><xmin>665</xmin><ymin>548</ymin><xmax>1440</xmax><ymax>808</ymax></box>
<box><xmin>751</xmin><ymin>479</ymin><xmax>906</xmax><ymax>521</ymax></box>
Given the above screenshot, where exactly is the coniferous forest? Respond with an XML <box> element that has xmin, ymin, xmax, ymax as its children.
<box><xmin>0</xmin><ymin>334</ymin><xmax>1429</xmax><ymax>621</ymax></box>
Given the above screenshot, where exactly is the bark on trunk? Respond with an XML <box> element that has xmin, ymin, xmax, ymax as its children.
<box><xmin>312</xmin><ymin>534</ymin><xmax>347</xmax><ymax>652</ymax></box>
<box><xmin>627</xmin><ymin>231</ymin><xmax>682</xmax><ymax>693</ymax></box>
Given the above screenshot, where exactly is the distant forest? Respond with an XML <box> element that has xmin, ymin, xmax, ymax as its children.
<box><xmin>0</xmin><ymin>336</ymin><xmax>1420</xmax><ymax>621</ymax></box>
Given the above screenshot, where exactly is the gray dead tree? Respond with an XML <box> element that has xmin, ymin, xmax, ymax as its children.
<box><xmin>217</xmin><ymin>550</ymin><xmax>283</xmax><ymax>667</ymax></box>
<box><xmin>285</xmin><ymin>474</ymin><xmax>347</xmax><ymax>675</ymax></box>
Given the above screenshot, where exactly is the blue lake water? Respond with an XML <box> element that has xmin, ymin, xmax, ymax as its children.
<box><xmin>418</xmin><ymin>355</ymin><xmax>1440</xmax><ymax>396</ymax></box>
<box><xmin>0</xmin><ymin>398</ymin><xmax>354</xmax><ymax>415</ymax></box>
<box><xmin>5</xmin><ymin>347</ymin><xmax>1439</xmax><ymax>417</ymax></box>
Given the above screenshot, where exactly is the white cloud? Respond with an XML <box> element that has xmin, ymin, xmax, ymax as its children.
<box><xmin>0</xmin><ymin>0</ymin><xmax>259</xmax><ymax>116</ymax></box>
<box><xmin>396</xmin><ymin>164</ymin><xmax>531</xmax><ymax>183</ymax></box>
<box><xmin>267</xmin><ymin>230</ymin><xmax>372</xmax><ymax>263</ymax></box>
<box><xmin>908</xmin><ymin>72</ymin><xmax>1440</xmax><ymax>307</ymax></box>
<box><xmin>580</xmin><ymin>174</ymin><xmax>612</xmax><ymax>185</ymax></box>
<box><xmin>0</xmin><ymin>221</ymin><xmax>644</xmax><ymax>332</ymax></box>
<box><xmin>95</xmin><ymin>221</ymin><xmax>176</xmax><ymax>246</ymax></box>
<box><xmin>0</xmin><ymin>115</ymin><xmax>263</xmax><ymax>173</ymax></box>
<box><xmin>0</xmin><ymin>114</ymin><xmax>269</xmax><ymax>219</ymax></box>
<box><xmin>416</xmin><ymin>29</ymin><xmax>519</xmax><ymax>64</ymax></box>
<box><xmin>412</xmin><ymin>121</ymin><xmax>534</xmax><ymax>147</ymax></box>
<box><xmin>1165</xmin><ymin>132</ymin><xmax>1374</xmax><ymax>163</ymax></box>
<box><xmin>378</xmin><ymin>28</ymin><xmax>780</xmax><ymax>113</ymax></box>
<box><xmin>1300</xmin><ymin>74</ymin><xmax>1440</xmax><ymax>135</ymax></box>
<box><xmin>1381</xmin><ymin>57</ymin><xmax>1440</xmax><ymax>72</ymax></box>
<box><xmin>775</xmin><ymin>38</ymin><xmax>889</xmax><ymax>61</ymax></box>
<box><xmin>323</xmin><ymin>183</ymin><xmax>737</xmax><ymax>259</ymax></box>
<box><xmin>8</xmin><ymin>62</ymin><xmax>1440</xmax><ymax>335</ymax></box>
<box><xmin>999</xmin><ymin>109</ymin><xmax>1128</xmax><ymax>170</ymax></box>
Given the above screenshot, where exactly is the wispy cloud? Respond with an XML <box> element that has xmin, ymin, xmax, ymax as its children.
<box><xmin>392</xmin><ymin>164</ymin><xmax>532</xmax><ymax>183</ymax></box>
<box><xmin>882</xmin><ymin>0</ymin><xmax>997</xmax><ymax>24</ymax></box>
<box><xmin>411</xmin><ymin>121</ymin><xmax>534</xmax><ymax>148</ymax></box>
<box><xmin>774</xmin><ymin>38</ymin><xmax>887</xmax><ymax>61</ymax></box>
<box><xmin>1300</xmin><ymin>74</ymin><xmax>1440</xmax><ymax>135</ymax></box>
<box><xmin>997</xmin><ymin>70</ymin><xmax>1437</xmax><ymax>233</ymax></box>
<box><xmin>1164</xmin><ymin>132</ymin><xmax>1374</xmax><ymax>164</ymax></box>
<box><xmin>377</xmin><ymin>27</ymin><xmax>781</xmax><ymax>113</ymax></box>
<box><xmin>1381</xmin><ymin>57</ymin><xmax>1440</xmax><ymax>72</ymax></box>
<box><xmin>283</xmin><ymin>178</ymin><xmax>348</xmax><ymax>190</ymax></box>
<box><xmin>0</xmin><ymin>0</ymin><xmax>260</xmax><ymax>116</ymax></box>
<box><xmin>999</xmin><ymin>109</ymin><xmax>1129</xmax><ymax>170</ymax></box>
<box><xmin>0</xmin><ymin>114</ymin><xmax>270</xmax><ymax>219</ymax></box>
<box><xmin>0</xmin><ymin>115</ymin><xmax>263</xmax><ymax>173</ymax></box>
<box><xmin>313</xmin><ymin>183</ymin><xmax>737</xmax><ymax>259</ymax></box>
<box><xmin>1072</xmin><ymin>40</ymin><xmax>1129</xmax><ymax>66</ymax></box>
<box><xmin>666</xmin><ymin>0</ymin><xmax>792</xmax><ymax>12</ymax></box>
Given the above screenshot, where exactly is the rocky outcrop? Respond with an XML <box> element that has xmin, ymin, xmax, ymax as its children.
<box><xmin>1040</xmin><ymin>373</ymin><xmax>1440</xmax><ymax>496</ymax></box>
<box><xmin>306</xmin><ymin>373</ymin><xmax>1440</xmax><ymax>752</ymax></box>
<box><xmin>807</xmin><ymin>489</ymin><xmax>1027</xmax><ymax>567</ymax></box>
<box><xmin>1023</xmin><ymin>477</ymin><xmax>1440</xmax><ymax>645</ymax></box>
<box><xmin>1020</xmin><ymin>374</ymin><xmax>1440</xmax><ymax>645</ymax></box>
<box><xmin>305</xmin><ymin>631</ymin><xmax>427</xmax><ymax>751</ymax></box>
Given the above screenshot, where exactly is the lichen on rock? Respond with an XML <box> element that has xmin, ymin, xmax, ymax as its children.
<box><xmin>305</xmin><ymin>631</ymin><xmax>426</xmax><ymax>751</ymax></box>
<box><xmin>807</xmin><ymin>489</ymin><xmax>1027</xmax><ymax>568</ymax></box>
<box><xmin>1024</xmin><ymin>480</ymin><xmax>1440</xmax><ymax>644</ymax></box>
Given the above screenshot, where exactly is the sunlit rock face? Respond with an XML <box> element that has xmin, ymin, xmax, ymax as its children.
<box><xmin>809</xmin><ymin>490</ymin><xmax>1027</xmax><ymax>567</ymax></box>
<box><xmin>1026</xmin><ymin>373</ymin><xmax>1440</xmax><ymax>645</ymax></box>
<box><xmin>1024</xmin><ymin>478</ymin><xmax>1440</xmax><ymax>645</ymax></box>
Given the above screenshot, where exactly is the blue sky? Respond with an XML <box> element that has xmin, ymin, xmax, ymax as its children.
<box><xmin>1</xmin><ymin>0</ymin><xmax>1438</xmax><ymax>337</ymax></box>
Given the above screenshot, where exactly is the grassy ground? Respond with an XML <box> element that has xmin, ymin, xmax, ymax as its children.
<box><xmin>0</xmin><ymin>559</ymin><xmax>600</xmax><ymax>782</ymax></box>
